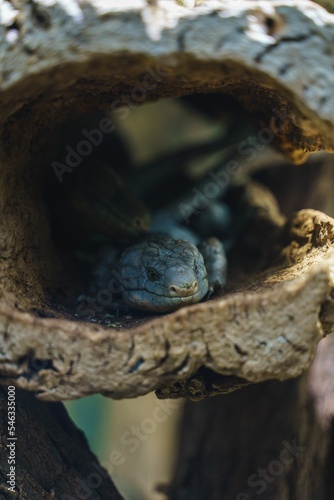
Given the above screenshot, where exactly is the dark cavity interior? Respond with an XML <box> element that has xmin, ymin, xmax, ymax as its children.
<box><xmin>40</xmin><ymin>93</ymin><xmax>315</xmax><ymax>325</ymax></box>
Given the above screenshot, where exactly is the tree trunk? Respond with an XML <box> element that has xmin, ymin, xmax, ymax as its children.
<box><xmin>0</xmin><ymin>1</ymin><xmax>334</xmax><ymax>497</ymax></box>
<box><xmin>169</xmin><ymin>367</ymin><xmax>334</xmax><ymax>499</ymax></box>
<box><xmin>0</xmin><ymin>388</ymin><xmax>122</xmax><ymax>499</ymax></box>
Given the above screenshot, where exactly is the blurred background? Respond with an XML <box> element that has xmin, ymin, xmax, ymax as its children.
<box><xmin>63</xmin><ymin>93</ymin><xmax>334</xmax><ymax>499</ymax></box>
<box><xmin>66</xmin><ymin>393</ymin><xmax>182</xmax><ymax>499</ymax></box>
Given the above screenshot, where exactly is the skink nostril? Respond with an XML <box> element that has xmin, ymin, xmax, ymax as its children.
<box><xmin>169</xmin><ymin>281</ymin><xmax>199</xmax><ymax>295</ymax></box>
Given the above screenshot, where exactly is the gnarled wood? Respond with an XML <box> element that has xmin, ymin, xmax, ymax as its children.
<box><xmin>0</xmin><ymin>0</ymin><xmax>334</xmax><ymax>401</ymax></box>
<box><xmin>0</xmin><ymin>1</ymin><xmax>334</xmax><ymax>498</ymax></box>
<box><xmin>0</xmin><ymin>206</ymin><xmax>333</xmax><ymax>400</ymax></box>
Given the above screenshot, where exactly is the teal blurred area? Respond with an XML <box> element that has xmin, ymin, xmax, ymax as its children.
<box><xmin>65</xmin><ymin>393</ymin><xmax>182</xmax><ymax>500</ymax></box>
<box><xmin>65</xmin><ymin>394</ymin><xmax>110</xmax><ymax>454</ymax></box>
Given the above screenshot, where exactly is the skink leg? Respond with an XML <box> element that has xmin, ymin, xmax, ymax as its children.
<box><xmin>198</xmin><ymin>237</ymin><xmax>227</xmax><ymax>295</ymax></box>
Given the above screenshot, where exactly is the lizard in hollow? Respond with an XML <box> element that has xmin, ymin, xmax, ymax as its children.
<box><xmin>62</xmin><ymin>150</ymin><xmax>228</xmax><ymax>315</ymax></box>
<box><xmin>84</xmin><ymin>234</ymin><xmax>226</xmax><ymax>315</ymax></box>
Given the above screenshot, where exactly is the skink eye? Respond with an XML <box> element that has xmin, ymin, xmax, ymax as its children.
<box><xmin>194</xmin><ymin>263</ymin><xmax>198</xmax><ymax>272</ymax></box>
<box><xmin>147</xmin><ymin>268</ymin><xmax>160</xmax><ymax>281</ymax></box>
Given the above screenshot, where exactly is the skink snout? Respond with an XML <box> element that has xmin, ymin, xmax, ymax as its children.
<box><xmin>169</xmin><ymin>280</ymin><xmax>199</xmax><ymax>297</ymax></box>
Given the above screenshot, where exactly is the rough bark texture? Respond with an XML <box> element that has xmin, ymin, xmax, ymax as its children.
<box><xmin>0</xmin><ymin>0</ymin><xmax>334</xmax><ymax>400</ymax></box>
<box><xmin>167</xmin><ymin>330</ymin><xmax>334</xmax><ymax>499</ymax></box>
<box><xmin>0</xmin><ymin>205</ymin><xmax>333</xmax><ymax>400</ymax></box>
<box><xmin>0</xmin><ymin>387</ymin><xmax>122</xmax><ymax>499</ymax></box>
<box><xmin>0</xmin><ymin>0</ymin><xmax>334</xmax><ymax>497</ymax></box>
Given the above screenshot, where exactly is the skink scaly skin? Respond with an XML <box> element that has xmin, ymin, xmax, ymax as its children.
<box><xmin>83</xmin><ymin>234</ymin><xmax>227</xmax><ymax>316</ymax></box>
<box><xmin>198</xmin><ymin>237</ymin><xmax>227</xmax><ymax>293</ymax></box>
<box><xmin>119</xmin><ymin>237</ymin><xmax>209</xmax><ymax>312</ymax></box>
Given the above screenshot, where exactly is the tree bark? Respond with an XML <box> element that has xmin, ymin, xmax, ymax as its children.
<box><xmin>0</xmin><ymin>388</ymin><xmax>122</xmax><ymax>499</ymax></box>
<box><xmin>0</xmin><ymin>1</ymin><xmax>334</xmax><ymax>497</ymax></box>
<box><xmin>0</xmin><ymin>0</ymin><xmax>334</xmax><ymax>401</ymax></box>
<box><xmin>169</xmin><ymin>367</ymin><xmax>334</xmax><ymax>499</ymax></box>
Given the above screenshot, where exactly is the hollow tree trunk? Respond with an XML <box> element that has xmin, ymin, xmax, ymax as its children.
<box><xmin>1</xmin><ymin>1</ymin><xmax>334</xmax><ymax>497</ymax></box>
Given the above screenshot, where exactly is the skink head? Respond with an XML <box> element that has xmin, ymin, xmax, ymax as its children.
<box><xmin>119</xmin><ymin>236</ymin><xmax>208</xmax><ymax>312</ymax></box>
